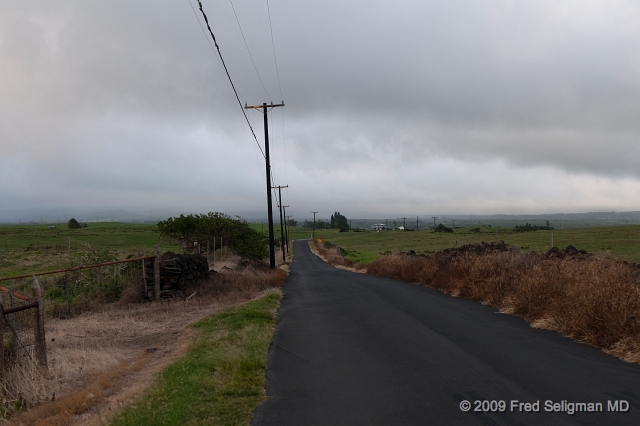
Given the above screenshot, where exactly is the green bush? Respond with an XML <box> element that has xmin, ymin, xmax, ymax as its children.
<box><xmin>157</xmin><ymin>212</ymin><xmax>268</xmax><ymax>259</ymax></box>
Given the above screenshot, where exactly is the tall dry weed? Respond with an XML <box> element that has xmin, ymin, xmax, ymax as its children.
<box><xmin>367</xmin><ymin>250</ymin><xmax>640</xmax><ymax>363</ymax></box>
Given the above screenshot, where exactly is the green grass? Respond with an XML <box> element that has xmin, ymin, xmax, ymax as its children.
<box><xmin>0</xmin><ymin>222</ymin><xmax>181</xmax><ymax>277</ymax></box>
<box><xmin>0</xmin><ymin>222</ymin><xmax>167</xmax><ymax>250</ymax></box>
<box><xmin>317</xmin><ymin>225</ymin><xmax>640</xmax><ymax>264</ymax></box>
<box><xmin>110</xmin><ymin>290</ymin><xmax>281</xmax><ymax>426</ymax></box>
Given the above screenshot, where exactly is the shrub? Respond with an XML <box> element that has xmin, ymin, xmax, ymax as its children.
<box><xmin>434</xmin><ymin>223</ymin><xmax>454</xmax><ymax>233</ymax></box>
<box><xmin>157</xmin><ymin>212</ymin><xmax>268</xmax><ymax>259</ymax></box>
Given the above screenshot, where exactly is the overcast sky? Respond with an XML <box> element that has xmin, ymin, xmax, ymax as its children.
<box><xmin>2</xmin><ymin>0</ymin><xmax>639</xmax><ymax>221</ymax></box>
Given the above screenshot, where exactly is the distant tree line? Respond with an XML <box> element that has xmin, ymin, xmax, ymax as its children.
<box><xmin>300</xmin><ymin>212</ymin><xmax>350</xmax><ymax>232</ymax></box>
<box><xmin>513</xmin><ymin>221</ymin><xmax>555</xmax><ymax>232</ymax></box>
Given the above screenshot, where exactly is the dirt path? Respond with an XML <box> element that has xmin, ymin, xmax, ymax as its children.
<box><xmin>9</xmin><ymin>259</ymin><xmax>287</xmax><ymax>426</ymax></box>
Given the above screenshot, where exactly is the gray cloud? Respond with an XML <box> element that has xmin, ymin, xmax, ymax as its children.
<box><xmin>1</xmin><ymin>0</ymin><xmax>639</xmax><ymax>219</ymax></box>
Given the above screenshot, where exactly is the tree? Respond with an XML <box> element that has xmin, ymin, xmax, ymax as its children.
<box><xmin>68</xmin><ymin>218</ymin><xmax>82</xmax><ymax>229</ymax></box>
<box><xmin>157</xmin><ymin>212</ymin><xmax>268</xmax><ymax>259</ymax></box>
<box><xmin>434</xmin><ymin>223</ymin><xmax>454</xmax><ymax>233</ymax></box>
<box><xmin>330</xmin><ymin>211</ymin><xmax>350</xmax><ymax>232</ymax></box>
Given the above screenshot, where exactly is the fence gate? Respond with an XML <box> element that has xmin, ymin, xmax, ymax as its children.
<box><xmin>0</xmin><ymin>281</ymin><xmax>47</xmax><ymax>380</ymax></box>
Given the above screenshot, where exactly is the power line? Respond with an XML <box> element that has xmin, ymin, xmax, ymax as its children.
<box><xmin>264</xmin><ymin>0</ymin><xmax>288</xmax><ymax>185</ymax></box>
<box><xmin>188</xmin><ymin>0</ymin><xmax>225</xmax><ymax>73</ymax></box>
<box><xmin>266</xmin><ymin>0</ymin><xmax>284</xmax><ymax>102</ymax></box>
<box><xmin>196</xmin><ymin>0</ymin><xmax>265</xmax><ymax>159</ymax></box>
<box><xmin>229</xmin><ymin>0</ymin><xmax>271</xmax><ymax>101</ymax></box>
<box><xmin>189</xmin><ymin>0</ymin><xmax>264</xmax><ymax>183</ymax></box>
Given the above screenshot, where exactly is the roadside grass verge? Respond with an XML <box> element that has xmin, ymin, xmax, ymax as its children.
<box><xmin>310</xmin><ymin>240</ymin><xmax>366</xmax><ymax>271</ymax></box>
<box><xmin>366</xmin><ymin>250</ymin><xmax>640</xmax><ymax>363</ymax></box>
<box><xmin>109</xmin><ymin>289</ymin><xmax>282</xmax><ymax>426</ymax></box>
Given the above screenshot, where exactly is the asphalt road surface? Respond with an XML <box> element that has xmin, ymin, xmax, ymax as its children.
<box><xmin>252</xmin><ymin>240</ymin><xmax>640</xmax><ymax>425</ymax></box>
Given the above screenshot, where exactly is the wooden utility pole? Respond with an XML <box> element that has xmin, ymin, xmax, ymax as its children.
<box><xmin>273</xmin><ymin>185</ymin><xmax>288</xmax><ymax>262</ymax></box>
<box><xmin>282</xmin><ymin>206</ymin><xmax>290</xmax><ymax>255</ymax></box>
<box><xmin>416</xmin><ymin>216</ymin><xmax>419</xmax><ymax>231</ymax></box>
<box><xmin>245</xmin><ymin>101</ymin><xmax>285</xmax><ymax>269</ymax></box>
<box><xmin>284</xmin><ymin>213</ymin><xmax>291</xmax><ymax>255</ymax></box>
<box><xmin>312</xmin><ymin>212</ymin><xmax>318</xmax><ymax>239</ymax></box>
<box><xmin>402</xmin><ymin>217</ymin><xmax>407</xmax><ymax>231</ymax></box>
<box><xmin>432</xmin><ymin>216</ymin><xmax>437</xmax><ymax>229</ymax></box>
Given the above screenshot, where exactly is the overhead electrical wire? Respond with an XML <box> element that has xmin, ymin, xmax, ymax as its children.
<box><xmin>266</xmin><ymin>0</ymin><xmax>288</xmax><ymax>186</ymax></box>
<box><xmin>187</xmin><ymin>0</ymin><xmax>225</xmax><ymax>77</ymax></box>
<box><xmin>266</xmin><ymin>0</ymin><xmax>284</xmax><ymax>102</ymax></box>
<box><xmin>229</xmin><ymin>0</ymin><xmax>271</xmax><ymax>101</ymax></box>
<box><xmin>195</xmin><ymin>0</ymin><xmax>265</xmax><ymax>159</ymax></box>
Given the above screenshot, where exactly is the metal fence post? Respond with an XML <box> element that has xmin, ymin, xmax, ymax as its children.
<box><xmin>31</xmin><ymin>276</ymin><xmax>47</xmax><ymax>368</ymax></box>
<box><xmin>154</xmin><ymin>245</ymin><xmax>160</xmax><ymax>301</ymax></box>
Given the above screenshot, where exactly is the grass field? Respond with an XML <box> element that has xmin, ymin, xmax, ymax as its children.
<box><xmin>0</xmin><ymin>223</ymin><xmax>182</xmax><ymax>278</ymax></box>
<box><xmin>3</xmin><ymin>222</ymin><xmax>640</xmax><ymax>278</ymax></box>
<box><xmin>315</xmin><ymin>225</ymin><xmax>640</xmax><ymax>264</ymax></box>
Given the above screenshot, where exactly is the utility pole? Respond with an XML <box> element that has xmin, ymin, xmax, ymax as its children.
<box><xmin>273</xmin><ymin>185</ymin><xmax>288</xmax><ymax>262</ymax></box>
<box><xmin>245</xmin><ymin>101</ymin><xmax>285</xmax><ymax>269</ymax></box>
<box><xmin>402</xmin><ymin>217</ymin><xmax>407</xmax><ymax>231</ymax></box>
<box><xmin>282</xmin><ymin>204</ymin><xmax>290</xmax><ymax>256</ymax></box>
<box><xmin>312</xmin><ymin>212</ymin><xmax>318</xmax><ymax>239</ymax></box>
<box><xmin>416</xmin><ymin>216</ymin><xmax>419</xmax><ymax>231</ymax></box>
<box><xmin>284</xmin><ymin>212</ymin><xmax>291</xmax><ymax>255</ymax></box>
<box><xmin>432</xmin><ymin>216</ymin><xmax>437</xmax><ymax>229</ymax></box>
<box><xmin>385</xmin><ymin>219</ymin><xmax>388</xmax><ymax>232</ymax></box>
<box><xmin>350</xmin><ymin>219</ymin><xmax>352</xmax><ymax>231</ymax></box>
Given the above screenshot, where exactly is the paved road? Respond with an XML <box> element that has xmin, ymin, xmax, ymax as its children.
<box><xmin>252</xmin><ymin>240</ymin><xmax>640</xmax><ymax>425</ymax></box>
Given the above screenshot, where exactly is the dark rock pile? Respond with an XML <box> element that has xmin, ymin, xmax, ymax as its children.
<box><xmin>441</xmin><ymin>240</ymin><xmax>518</xmax><ymax>256</ymax></box>
<box><xmin>144</xmin><ymin>252</ymin><xmax>209</xmax><ymax>297</ymax></box>
<box><xmin>544</xmin><ymin>245</ymin><xmax>590</xmax><ymax>260</ymax></box>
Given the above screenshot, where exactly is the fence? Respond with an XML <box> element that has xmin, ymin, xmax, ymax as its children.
<box><xmin>0</xmin><ymin>247</ymin><xmax>163</xmax><ymax>382</ymax></box>
<box><xmin>0</xmin><ymin>278</ymin><xmax>46</xmax><ymax>381</ymax></box>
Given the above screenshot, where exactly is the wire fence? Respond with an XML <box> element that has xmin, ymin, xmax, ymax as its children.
<box><xmin>0</xmin><ymin>281</ymin><xmax>46</xmax><ymax>382</ymax></box>
<box><xmin>0</xmin><ymin>251</ymin><xmax>159</xmax><ymax>386</ymax></box>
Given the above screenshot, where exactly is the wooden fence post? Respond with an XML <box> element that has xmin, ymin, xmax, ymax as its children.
<box><xmin>154</xmin><ymin>246</ymin><xmax>160</xmax><ymax>301</ymax></box>
<box><xmin>31</xmin><ymin>276</ymin><xmax>47</xmax><ymax>368</ymax></box>
<box><xmin>8</xmin><ymin>289</ymin><xmax>17</xmax><ymax>359</ymax></box>
<box><xmin>142</xmin><ymin>258</ymin><xmax>148</xmax><ymax>297</ymax></box>
<box><xmin>0</xmin><ymin>304</ymin><xmax>4</xmax><ymax>381</ymax></box>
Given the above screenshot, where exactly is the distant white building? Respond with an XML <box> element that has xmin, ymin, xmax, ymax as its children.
<box><xmin>370</xmin><ymin>223</ymin><xmax>386</xmax><ymax>231</ymax></box>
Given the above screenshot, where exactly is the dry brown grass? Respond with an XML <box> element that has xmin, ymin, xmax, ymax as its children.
<box><xmin>4</xmin><ymin>262</ymin><xmax>288</xmax><ymax>425</ymax></box>
<box><xmin>366</xmin><ymin>250</ymin><xmax>640</xmax><ymax>363</ymax></box>
<box><xmin>311</xmin><ymin>240</ymin><xmax>367</xmax><ymax>272</ymax></box>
